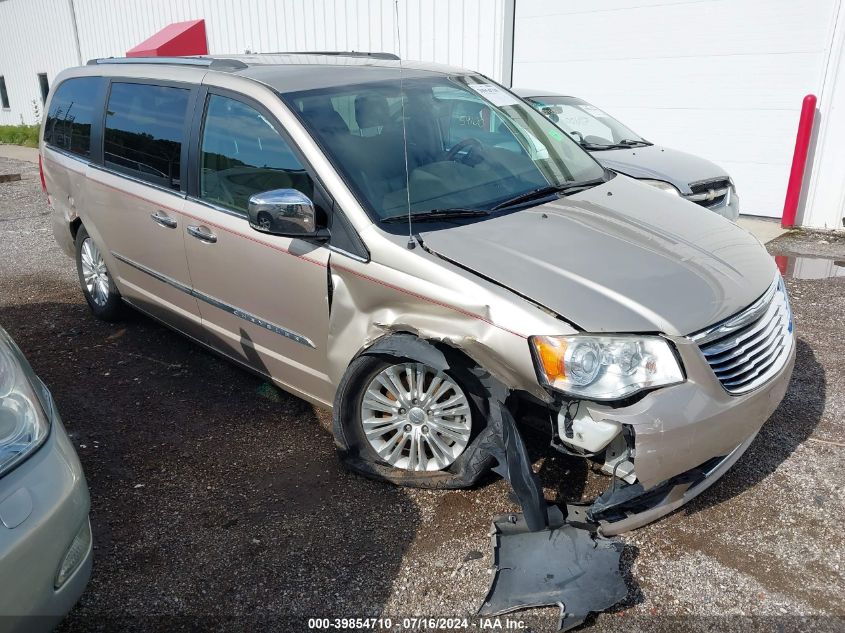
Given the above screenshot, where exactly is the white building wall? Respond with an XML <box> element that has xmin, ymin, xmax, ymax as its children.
<box><xmin>0</xmin><ymin>0</ymin><xmax>81</xmax><ymax>125</ymax></box>
<box><xmin>804</xmin><ymin>1</ymin><xmax>845</xmax><ymax>229</ymax></box>
<box><xmin>72</xmin><ymin>0</ymin><xmax>509</xmax><ymax>79</ymax></box>
<box><xmin>0</xmin><ymin>0</ymin><xmax>509</xmax><ymax>127</ymax></box>
<box><xmin>512</xmin><ymin>0</ymin><xmax>842</xmax><ymax>226</ymax></box>
<box><xmin>3</xmin><ymin>0</ymin><xmax>841</xmax><ymax>228</ymax></box>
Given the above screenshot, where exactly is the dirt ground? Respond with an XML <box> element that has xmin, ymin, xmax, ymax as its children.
<box><xmin>1</xmin><ymin>155</ymin><xmax>843</xmax><ymax>632</ymax></box>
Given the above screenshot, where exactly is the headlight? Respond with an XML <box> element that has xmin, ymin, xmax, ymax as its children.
<box><xmin>639</xmin><ymin>179</ymin><xmax>681</xmax><ymax>196</ymax></box>
<box><xmin>0</xmin><ymin>334</ymin><xmax>50</xmax><ymax>477</ymax></box>
<box><xmin>530</xmin><ymin>335</ymin><xmax>684</xmax><ymax>400</ymax></box>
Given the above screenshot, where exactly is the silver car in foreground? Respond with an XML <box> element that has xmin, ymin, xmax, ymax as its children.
<box><xmin>514</xmin><ymin>88</ymin><xmax>741</xmax><ymax>221</ymax></box>
<box><xmin>0</xmin><ymin>326</ymin><xmax>91</xmax><ymax>631</ymax></box>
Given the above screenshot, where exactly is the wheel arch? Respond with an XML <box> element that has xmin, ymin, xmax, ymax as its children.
<box><xmin>69</xmin><ymin>216</ymin><xmax>82</xmax><ymax>241</ymax></box>
<box><xmin>330</xmin><ymin>330</ymin><xmax>497</xmax><ymax>488</ymax></box>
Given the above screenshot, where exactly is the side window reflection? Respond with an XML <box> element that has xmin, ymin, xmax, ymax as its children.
<box><xmin>200</xmin><ymin>95</ymin><xmax>313</xmax><ymax>213</ymax></box>
<box><xmin>104</xmin><ymin>82</ymin><xmax>189</xmax><ymax>190</ymax></box>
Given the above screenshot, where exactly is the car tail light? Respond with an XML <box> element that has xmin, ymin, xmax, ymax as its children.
<box><xmin>38</xmin><ymin>154</ymin><xmax>47</xmax><ymax>194</ymax></box>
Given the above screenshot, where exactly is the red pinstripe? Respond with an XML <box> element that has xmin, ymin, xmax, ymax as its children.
<box><xmin>46</xmin><ymin>157</ymin><xmax>528</xmax><ymax>339</ymax></box>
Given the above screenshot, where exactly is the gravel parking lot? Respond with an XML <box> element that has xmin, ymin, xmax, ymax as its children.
<box><xmin>1</xmin><ymin>155</ymin><xmax>843</xmax><ymax>632</ymax></box>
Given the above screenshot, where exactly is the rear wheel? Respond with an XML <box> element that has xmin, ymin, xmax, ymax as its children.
<box><xmin>75</xmin><ymin>225</ymin><xmax>122</xmax><ymax>321</ymax></box>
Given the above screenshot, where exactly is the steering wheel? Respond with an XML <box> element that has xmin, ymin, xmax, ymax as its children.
<box><xmin>446</xmin><ymin>137</ymin><xmax>484</xmax><ymax>164</ymax></box>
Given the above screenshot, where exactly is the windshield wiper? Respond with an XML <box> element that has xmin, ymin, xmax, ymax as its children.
<box><xmin>582</xmin><ymin>139</ymin><xmax>650</xmax><ymax>150</ymax></box>
<box><xmin>491</xmin><ymin>178</ymin><xmax>605</xmax><ymax>210</ymax></box>
<box><xmin>381</xmin><ymin>208</ymin><xmax>490</xmax><ymax>223</ymax></box>
<box><xmin>619</xmin><ymin>138</ymin><xmax>651</xmax><ymax>147</ymax></box>
<box><xmin>580</xmin><ymin>142</ymin><xmax>616</xmax><ymax>151</ymax></box>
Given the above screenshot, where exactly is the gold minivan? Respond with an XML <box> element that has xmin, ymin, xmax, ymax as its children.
<box><xmin>40</xmin><ymin>54</ymin><xmax>794</xmax><ymax>534</ymax></box>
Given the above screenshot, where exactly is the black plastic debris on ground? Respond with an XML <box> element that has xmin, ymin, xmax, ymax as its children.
<box><xmin>480</xmin><ymin>511</ymin><xmax>627</xmax><ymax>631</ymax></box>
<box><xmin>336</xmin><ymin>334</ymin><xmax>627</xmax><ymax>628</ymax></box>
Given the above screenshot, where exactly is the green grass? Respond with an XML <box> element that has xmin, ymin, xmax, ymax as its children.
<box><xmin>0</xmin><ymin>125</ymin><xmax>40</xmax><ymax>148</ymax></box>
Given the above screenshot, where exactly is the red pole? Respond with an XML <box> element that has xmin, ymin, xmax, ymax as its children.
<box><xmin>775</xmin><ymin>254</ymin><xmax>788</xmax><ymax>276</ymax></box>
<box><xmin>782</xmin><ymin>94</ymin><xmax>817</xmax><ymax>228</ymax></box>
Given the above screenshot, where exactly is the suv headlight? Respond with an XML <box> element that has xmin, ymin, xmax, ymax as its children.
<box><xmin>0</xmin><ymin>332</ymin><xmax>50</xmax><ymax>477</ymax></box>
<box><xmin>639</xmin><ymin>179</ymin><xmax>681</xmax><ymax>196</ymax></box>
<box><xmin>530</xmin><ymin>335</ymin><xmax>684</xmax><ymax>400</ymax></box>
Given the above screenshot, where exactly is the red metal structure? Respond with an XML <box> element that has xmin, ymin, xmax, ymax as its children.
<box><xmin>775</xmin><ymin>254</ymin><xmax>789</xmax><ymax>276</ymax></box>
<box><xmin>781</xmin><ymin>94</ymin><xmax>817</xmax><ymax>228</ymax></box>
<box><xmin>126</xmin><ymin>19</ymin><xmax>208</xmax><ymax>58</ymax></box>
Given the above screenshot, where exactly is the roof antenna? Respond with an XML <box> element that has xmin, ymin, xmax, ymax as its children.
<box><xmin>394</xmin><ymin>0</ymin><xmax>415</xmax><ymax>249</ymax></box>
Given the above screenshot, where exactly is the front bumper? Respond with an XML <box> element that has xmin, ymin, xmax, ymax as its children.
<box><xmin>576</xmin><ymin>332</ymin><xmax>795</xmax><ymax>531</ymax></box>
<box><xmin>596</xmin><ymin>430</ymin><xmax>757</xmax><ymax>535</ymax></box>
<box><xmin>0</xmin><ymin>395</ymin><xmax>91</xmax><ymax>633</ymax></box>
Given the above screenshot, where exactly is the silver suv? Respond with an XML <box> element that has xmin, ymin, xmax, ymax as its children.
<box><xmin>40</xmin><ymin>54</ymin><xmax>794</xmax><ymax>533</ymax></box>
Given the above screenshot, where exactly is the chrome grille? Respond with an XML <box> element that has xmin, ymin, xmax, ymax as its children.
<box><xmin>690</xmin><ymin>276</ymin><xmax>794</xmax><ymax>395</ymax></box>
<box><xmin>686</xmin><ymin>178</ymin><xmax>731</xmax><ymax>208</ymax></box>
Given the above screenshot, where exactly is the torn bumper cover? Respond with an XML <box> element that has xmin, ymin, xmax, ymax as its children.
<box><xmin>584</xmin><ymin>339</ymin><xmax>796</xmax><ymax>533</ymax></box>
<box><xmin>336</xmin><ymin>334</ymin><xmax>793</xmax><ymax>627</ymax></box>
<box><xmin>590</xmin><ymin>431</ymin><xmax>756</xmax><ymax>536</ymax></box>
<box><xmin>481</xmin><ymin>510</ymin><xmax>627</xmax><ymax>632</ymax></box>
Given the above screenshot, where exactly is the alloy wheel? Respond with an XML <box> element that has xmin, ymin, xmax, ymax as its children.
<box><xmin>80</xmin><ymin>238</ymin><xmax>110</xmax><ymax>307</ymax></box>
<box><xmin>360</xmin><ymin>362</ymin><xmax>472</xmax><ymax>472</ymax></box>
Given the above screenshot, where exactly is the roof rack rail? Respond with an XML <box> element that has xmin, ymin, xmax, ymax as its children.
<box><xmin>86</xmin><ymin>57</ymin><xmax>248</xmax><ymax>71</ymax></box>
<box><xmin>261</xmin><ymin>51</ymin><xmax>400</xmax><ymax>61</ymax></box>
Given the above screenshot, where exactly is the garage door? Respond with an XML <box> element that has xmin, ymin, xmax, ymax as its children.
<box><xmin>511</xmin><ymin>0</ymin><xmax>840</xmax><ymax>218</ymax></box>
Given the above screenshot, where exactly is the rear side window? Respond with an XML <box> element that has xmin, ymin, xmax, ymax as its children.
<box><xmin>104</xmin><ymin>82</ymin><xmax>190</xmax><ymax>190</ymax></box>
<box><xmin>199</xmin><ymin>94</ymin><xmax>313</xmax><ymax>213</ymax></box>
<box><xmin>44</xmin><ymin>77</ymin><xmax>101</xmax><ymax>157</ymax></box>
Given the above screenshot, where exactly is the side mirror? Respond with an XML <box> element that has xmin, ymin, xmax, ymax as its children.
<box><xmin>247</xmin><ymin>189</ymin><xmax>318</xmax><ymax>237</ymax></box>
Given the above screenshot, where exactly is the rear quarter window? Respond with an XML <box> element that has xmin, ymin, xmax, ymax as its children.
<box><xmin>44</xmin><ymin>76</ymin><xmax>103</xmax><ymax>158</ymax></box>
<box><xmin>104</xmin><ymin>82</ymin><xmax>191</xmax><ymax>191</ymax></box>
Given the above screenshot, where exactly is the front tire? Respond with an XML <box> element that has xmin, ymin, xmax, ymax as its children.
<box><xmin>75</xmin><ymin>225</ymin><xmax>122</xmax><ymax>321</ymax></box>
<box><xmin>333</xmin><ymin>352</ymin><xmax>494</xmax><ymax>489</ymax></box>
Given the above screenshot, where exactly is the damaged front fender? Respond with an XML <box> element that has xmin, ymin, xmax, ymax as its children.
<box><xmin>325</xmin><ymin>237</ymin><xmax>568</xmax><ymax>403</ymax></box>
<box><xmin>324</xmin><ymin>241</ymin><xmax>629</xmax><ymax>628</ymax></box>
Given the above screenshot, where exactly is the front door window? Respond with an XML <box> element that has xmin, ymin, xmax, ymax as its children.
<box><xmin>200</xmin><ymin>95</ymin><xmax>313</xmax><ymax>214</ymax></box>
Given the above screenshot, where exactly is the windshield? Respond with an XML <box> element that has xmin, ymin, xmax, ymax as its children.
<box><xmin>284</xmin><ymin>76</ymin><xmax>606</xmax><ymax>220</ymax></box>
<box><xmin>523</xmin><ymin>95</ymin><xmax>649</xmax><ymax>150</ymax></box>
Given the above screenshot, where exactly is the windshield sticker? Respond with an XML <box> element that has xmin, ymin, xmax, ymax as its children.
<box><xmin>578</xmin><ymin>104</ymin><xmax>610</xmax><ymax>118</ymax></box>
<box><xmin>468</xmin><ymin>84</ymin><xmax>522</xmax><ymax>107</ymax></box>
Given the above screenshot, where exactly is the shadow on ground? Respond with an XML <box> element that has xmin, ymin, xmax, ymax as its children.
<box><xmin>0</xmin><ymin>298</ymin><xmax>420</xmax><ymax>631</ymax></box>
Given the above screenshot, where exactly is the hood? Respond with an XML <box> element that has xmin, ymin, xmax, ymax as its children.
<box><xmin>420</xmin><ymin>176</ymin><xmax>775</xmax><ymax>335</ymax></box>
<box><xmin>593</xmin><ymin>145</ymin><xmax>729</xmax><ymax>193</ymax></box>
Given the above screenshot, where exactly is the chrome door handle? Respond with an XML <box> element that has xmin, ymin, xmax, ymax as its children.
<box><xmin>150</xmin><ymin>211</ymin><xmax>177</xmax><ymax>229</ymax></box>
<box><xmin>187</xmin><ymin>225</ymin><xmax>217</xmax><ymax>243</ymax></box>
